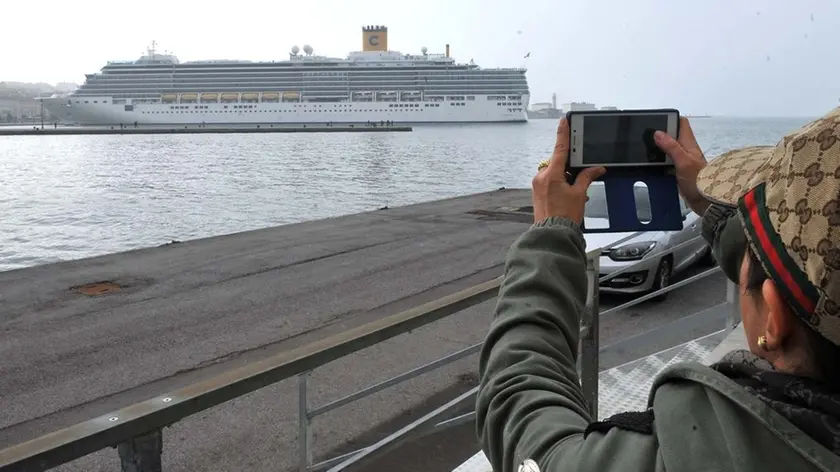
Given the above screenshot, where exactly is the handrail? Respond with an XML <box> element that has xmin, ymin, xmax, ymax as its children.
<box><xmin>0</xmin><ymin>278</ymin><xmax>502</xmax><ymax>471</ymax></box>
<box><xmin>0</xmin><ymin>230</ymin><xmax>726</xmax><ymax>472</ymax></box>
<box><xmin>308</xmin><ymin>342</ymin><xmax>483</xmax><ymax>418</ymax></box>
<box><xmin>600</xmin><ymin>266</ymin><xmax>721</xmax><ymax>316</ymax></box>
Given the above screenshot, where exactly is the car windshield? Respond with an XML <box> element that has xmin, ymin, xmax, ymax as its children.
<box><xmin>585</xmin><ymin>184</ymin><xmax>652</xmax><ymax>222</ymax></box>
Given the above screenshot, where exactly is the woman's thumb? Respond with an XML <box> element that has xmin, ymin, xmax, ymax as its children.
<box><xmin>654</xmin><ymin>130</ymin><xmax>685</xmax><ymax>161</ymax></box>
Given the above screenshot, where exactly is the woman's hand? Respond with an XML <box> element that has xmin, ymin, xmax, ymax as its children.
<box><xmin>654</xmin><ymin>117</ymin><xmax>710</xmax><ymax>215</ymax></box>
<box><xmin>532</xmin><ymin>118</ymin><xmax>606</xmax><ymax>224</ymax></box>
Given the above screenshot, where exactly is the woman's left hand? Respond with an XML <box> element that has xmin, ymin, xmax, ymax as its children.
<box><xmin>532</xmin><ymin>118</ymin><xmax>606</xmax><ymax>224</ymax></box>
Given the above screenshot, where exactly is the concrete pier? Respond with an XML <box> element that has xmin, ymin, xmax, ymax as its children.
<box><xmin>0</xmin><ymin>188</ymin><xmax>731</xmax><ymax>471</ymax></box>
<box><xmin>0</xmin><ymin>189</ymin><xmax>533</xmax><ymax>471</ymax></box>
<box><xmin>0</xmin><ymin>124</ymin><xmax>411</xmax><ymax>136</ymax></box>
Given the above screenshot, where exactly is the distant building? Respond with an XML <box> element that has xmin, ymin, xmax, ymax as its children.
<box><xmin>600</xmin><ymin>106</ymin><xmax>618</xmax><ymax>111</ymax></box>
<box><xmin>0</xmin><ymin>97</ymin><xmax>42</xmax><ymax>122</ymax></box>
<box><xmin>563</xmin><ymin>102</ymin><xmax>596</xmax><ymax>112</ymax></box>
<box><xmin>551</xmin><ymin>93</ymin><xmax>557</xmax><ymax>110</ymax></box>
<box><xmin>531</xmin><ymin>102</ymin><xmax>554</xmax><ymax>112</ymax></box>
<box><xmin>0</xmin><ymin>82</ymin><xmax>74</xmax><ymax>122</ymax></box>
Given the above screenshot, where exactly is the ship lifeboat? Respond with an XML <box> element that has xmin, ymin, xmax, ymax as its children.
<box><xmin>352</xmin><ymin>91</ymin><xmax>373</xmax><ymax>101</ymax></box>
<box><xmin>200</xmin><ymin>93</ymin><xmax>219</xmax><ymax>102</ymax></box>
<box><xmin>241</xmin><ymin>92</ymin><xmax>259</xmax><ymax>102</ymax></box>
<box><xmin>161</xmin><ymin>94</ymin><xmax>177</xmax><ymax>103</ymax></box>
<box><xmin>262</xmin><ymin>92</ymin><xmax>280</xmax><ymax>102</ymax></box>
<box><xmin>221</xmin><ymin>93</ymin><xmax>239</xmax><ymax>103</ymax></box>
<box><xmin>376</xmin><ymin>91</ymin><xmax>397</xmax><ymax>102</ymax></box>
<box><xmin>181</xmin><ymin>93</ymin><xmax>198</xmax><ymax>103</ymax></box>
<box><xmin>282</xmin><ymin>91</ymin><xmax>300</xmax><ymax>101</ymax></box>
<box><xmin>400</xmin><ymin>91</ymin><xmax>421</xmax><ymax>102</ymax></box>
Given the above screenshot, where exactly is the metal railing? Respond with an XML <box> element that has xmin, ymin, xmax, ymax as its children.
<box><xmin>0</xmin><ymin>233</ymin><xmax>739</xmax><ymax>472</ymax></box>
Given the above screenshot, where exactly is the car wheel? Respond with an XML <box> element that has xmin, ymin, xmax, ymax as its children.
<box><xmin>650</xmin><ymin>258</ymin><xmax>672</xmax><ymax>302</ymax></box>
<box><xmin>699</xmin><ymin>245</ymin><xmax>716</xmax><ymax>266</ymax></box>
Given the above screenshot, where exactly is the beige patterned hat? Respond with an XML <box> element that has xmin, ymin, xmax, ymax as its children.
<box><xmin>697</xmin><ymin>105</ymin><xmax>840</xmax><ymax>346</ymax></box>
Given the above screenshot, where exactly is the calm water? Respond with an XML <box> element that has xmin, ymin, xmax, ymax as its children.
<box><xmin>0</xmin><ymin>117</ymin><xmax>812</xmax><ymax>272</ymax></box>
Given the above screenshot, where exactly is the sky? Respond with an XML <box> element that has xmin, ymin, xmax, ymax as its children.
<box><xmin>3</xmin><ymin>0</ymin><xmax>838</xmax><ymax>117</ymax></box>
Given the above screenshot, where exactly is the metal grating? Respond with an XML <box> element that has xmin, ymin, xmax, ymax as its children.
<box><xmin>597</xmin><ymin>332</ymin><xmax>723</xmax><ymax>419</ymax></box>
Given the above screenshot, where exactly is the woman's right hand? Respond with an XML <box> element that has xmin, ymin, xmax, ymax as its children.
<box><xmin>654</xmin><ymin>117</ymin><xmax>710</xmax><ymax>215</ymax></box>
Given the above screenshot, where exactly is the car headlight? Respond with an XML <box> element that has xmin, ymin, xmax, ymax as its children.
<box><xmin>609</xmin><ymin>242</ymin><xmax>657</xmax><ymax>261</ymax></box>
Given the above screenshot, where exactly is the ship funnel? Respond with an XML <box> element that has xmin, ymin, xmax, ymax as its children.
<box><xmin>362</xmin><ymin>24</ymin><xmax>388</xmax><ymax>52</ymax></box>
<box><xmin>445</xmin><ymin>44</ymin><xmax>450</xmax><ymax>58</ymax></box>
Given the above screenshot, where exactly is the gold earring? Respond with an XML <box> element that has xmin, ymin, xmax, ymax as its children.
<box><xmin>757</xmin><ymin>335</ymin><xmax>768</xmax><ymax>350</ymax></box>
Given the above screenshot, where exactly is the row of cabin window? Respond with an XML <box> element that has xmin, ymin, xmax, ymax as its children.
<box><xmin>140</xmin><ymin>108</ymin><xmax>431</xmax><ymax>114</ymax></box>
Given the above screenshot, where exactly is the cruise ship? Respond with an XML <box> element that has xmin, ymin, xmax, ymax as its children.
<box><xmin>44</xmin><ymin>26</ymin><xmax>529</xmax><ymax>126</ymax></box>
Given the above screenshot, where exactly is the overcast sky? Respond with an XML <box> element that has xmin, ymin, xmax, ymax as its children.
<box><xmin>4</xmin><ymin>0</ymin><xmax>837</xmax><ymax>117</ymax></box>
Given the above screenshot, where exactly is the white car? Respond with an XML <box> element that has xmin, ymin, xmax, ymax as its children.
<box><xmin>583</xmin><ymin>183</ymin><xmax>714</xmax><ymax>301</ymax></box>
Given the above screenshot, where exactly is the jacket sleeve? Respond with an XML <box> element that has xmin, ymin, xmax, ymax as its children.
<box><xmin>476</xmin><ymin>217</ymin><xmax>659</xmax><ymax>472</ymax></box>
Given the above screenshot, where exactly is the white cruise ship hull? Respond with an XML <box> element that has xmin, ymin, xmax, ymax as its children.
<box><xmin>44</xmin><ymin>95</ymin><xmax>529</xmax><ymax>126</ymax></box>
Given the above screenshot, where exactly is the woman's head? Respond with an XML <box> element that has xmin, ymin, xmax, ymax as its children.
<box><xmin>739</xmin><ymin>247</ymin><xmax>840</xmax><ymax>387</ymax></box>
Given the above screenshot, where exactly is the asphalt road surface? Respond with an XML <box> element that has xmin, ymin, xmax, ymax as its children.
<box><xmin>0</xmin><ymin>189</ymin><xmax>730</xmax><ymax>472</ymax></box>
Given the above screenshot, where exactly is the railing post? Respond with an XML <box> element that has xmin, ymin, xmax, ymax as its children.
<box><xmin>579</xmin><ymin>252</ymin><xmax>600</xmax><ymax>418</ymax></box>
<box><xmin>299</xmin><ymin>371</ymin><xmax>313</xmax><ymax>472</ymax></box>
<box><xmin>725</xmin><ymin>280</ymin><xmax>741</xmax><ymax>330</ymax></box>
<box><xmin>117</xmin><ymin>429</ymin><xmax>162</xmax><ymax>472</ymax></box>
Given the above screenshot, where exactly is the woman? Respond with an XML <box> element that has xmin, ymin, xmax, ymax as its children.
<box><xmin>476</xmin><ymin>109</ymin><xmax>840</xmax><ymax>472</ymax></box>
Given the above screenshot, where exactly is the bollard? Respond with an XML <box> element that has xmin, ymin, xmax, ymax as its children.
<box><xmin>117</xmin><ymin>429</ymin><xmax>163</xmax><ymax>472</ymax></box>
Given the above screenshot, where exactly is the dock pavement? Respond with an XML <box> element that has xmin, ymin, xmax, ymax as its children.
<box><xmin>0</xmin><ymin>188</ymin><xmax>730</xmax><ymax>471</ymax></box>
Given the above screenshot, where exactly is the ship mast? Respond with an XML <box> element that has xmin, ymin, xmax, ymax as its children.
<box><xmin>148</xmin><ymin>40</ymin><xmax>157</xmax><ymax>60</ymax></box>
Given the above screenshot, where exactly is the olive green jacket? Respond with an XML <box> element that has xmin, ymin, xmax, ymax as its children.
<box><xmin>476</xmin><ymin>216</ymin><xmax>839</xmax><ymax>472</ymax></box>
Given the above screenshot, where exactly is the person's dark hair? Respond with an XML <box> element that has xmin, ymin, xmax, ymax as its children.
<box><xmin>745</xmin><ymin>249</ymin><xmax>840</xmax><ymax>389</ymax></box>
